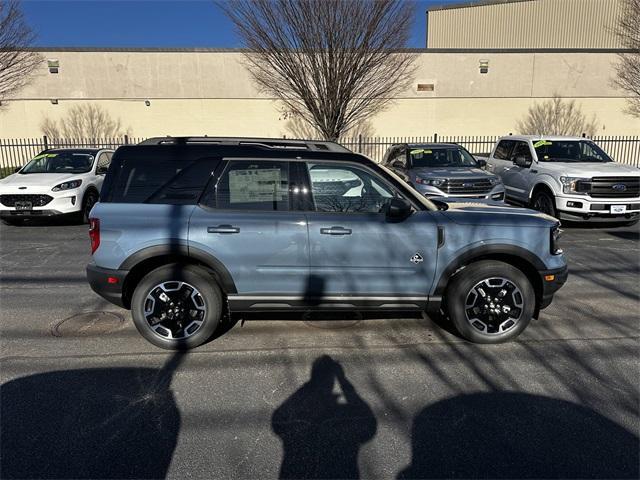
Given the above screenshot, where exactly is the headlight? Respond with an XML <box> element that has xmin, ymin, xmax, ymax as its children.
<box><xmin>559</xmin><ymin>176</ymin><xmax>589</xmax><ymax>195</ymax></box>
<box><xmin>52</xmin><ymin>179</ymin><xmax>82</xmax><ymax>192</ymax></box>
<box><xmin>415</xmin><ymin>177</ymin><xmax>446</xmax><ymax>187</ymax></box>
<box><xmin>551</xmin><ymin>225</ymin><xmax>563</xmax><ymax>255</ymax></box>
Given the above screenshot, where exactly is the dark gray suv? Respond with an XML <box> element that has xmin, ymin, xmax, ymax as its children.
<box><xmin>87</xmin><ymin>137</ymin><xmax>567</xmax><ymax>350</ymax></box>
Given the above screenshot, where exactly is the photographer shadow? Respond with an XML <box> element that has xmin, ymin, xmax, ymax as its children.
<box><xmin>272</xmin><ymin>355</ymin><xmax>377</xmax><ymax>479</ymax></box>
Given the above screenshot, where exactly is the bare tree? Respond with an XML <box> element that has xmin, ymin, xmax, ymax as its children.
<box><xmin>0</xmin><ymin>0</ymin><xmax>41</xmax><ymax>102</ymax></box>
<box><xmin>219</xmin><ymin>0</ymin><xmax>417</xmax><ymax>140</ymax></box>
<box><xmin>613</xmin><ymin>0</ymin><xmax>640</xmax><ymax>117</ymax></box>
<box><xmin>41</xmin><ymin>103</ymin><xmax>132</xmax><ymax>139</ymax></box>
<box><xmin>516</xmin><ymin>95</ymin><xmax>599</xmax><ymax>137</ymax></box>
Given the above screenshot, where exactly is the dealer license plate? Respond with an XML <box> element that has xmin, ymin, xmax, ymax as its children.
<box><xmin>611</xmin><ymin>205</ymin><xmax>627</xmax><ymax>214</ymax></box>
<box><xmin>14</xmin><ymin>201</ymin><xmax>32</xmax><ymax>210</ymax></box>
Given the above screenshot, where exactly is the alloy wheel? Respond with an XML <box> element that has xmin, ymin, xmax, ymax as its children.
<box><xmin>143</xmin><ymin>281</ymin><xmax>207</xmax><ymax>339</ymax></box>
<box><xmin>464</xmin><ymin>277</ymin><xmax>524</xmax><ymax>335</ymax></box>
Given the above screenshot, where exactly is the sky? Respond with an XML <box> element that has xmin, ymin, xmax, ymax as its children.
<box><xmin>21</xmin><ymin>0</ymin><xmax>460</xmax><ymax>49</ymax></box>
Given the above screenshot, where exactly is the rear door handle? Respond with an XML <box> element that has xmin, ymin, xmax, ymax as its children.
<box><xmin>207</xmin><ymin>225</ymin><xmax>240</xmax><ymax>234</ymax></box>
<box><xmin>320</xmin><ymin>226</ymin><xmax>352</xmax><ymax>235</ymax></box>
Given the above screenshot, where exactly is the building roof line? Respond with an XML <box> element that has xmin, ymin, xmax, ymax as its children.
<box><xmin>427</xmin><ymin>0</ymin><xmax>536</xmax><ymax>12</ymax></box>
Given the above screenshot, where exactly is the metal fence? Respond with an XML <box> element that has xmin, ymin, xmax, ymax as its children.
<box><xmin>1</xmin><ymin>134</ymin><xmax>638</xmax><ymax>177</ymax></box>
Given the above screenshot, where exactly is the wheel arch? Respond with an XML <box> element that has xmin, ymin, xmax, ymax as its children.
<box><xmin>119</xmin><ymin>245</ymin><xmax>237</xmax><ymax>309</ymax></box>
<box><xmin>434</xmin><ymin>245</ymin><xmax>544</xmax><ymax>314</ymax></box>
<box><xmin>529</xmin><ymin>180</ymin><xmax>556</xmax><ymax>202</ymax></box>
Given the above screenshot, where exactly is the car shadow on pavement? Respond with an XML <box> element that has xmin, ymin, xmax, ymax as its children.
<box><xmin>398</xmin><ymin>391</ymin><xmax>639</xmax><ymax>479</ymax></box>
<box><xmin>1</xmin><ymin>352</ymin><xmax>185</xmax><ymax>479</ymax></box>
<box><xmin>272</xmin><ymin>355</ymin><xmax>377</xmax><ymax>479</ymax></box>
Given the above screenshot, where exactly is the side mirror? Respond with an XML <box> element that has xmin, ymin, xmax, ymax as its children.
<box><xmin>513</xmin><ymin>156</ymin><xmax>532</xmax><ymax>168</ymax></box>
<box><xmin>385</xmin><ymin>197</ymin><xmax>412</xmax><ymax>222</ymax></box>
<box><xmin>13</xmin><ymin>167</ymin><xmax>21</xmax><ymax>173</ymax></box>
<box><xmin>96</xmin><ymin>166</ymin><xmax>108</xmax><ymax>175</ymax></box>
<box><xmin>391</xmin><ymin>160</ymin><xmax>406</xmax><ymax>170</ymax></box>
<box><xmin>476</xmin><ymin>158</ymin><xmax>487</xmax><ymax>168</ymax></box>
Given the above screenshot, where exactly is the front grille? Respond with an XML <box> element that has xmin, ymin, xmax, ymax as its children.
<box><xmin>588</xmin><ymin>177</ymin><xmax>640</xmax><ymax>198</ymax></box>
<box><xmin>0</xmin><ymin>194</ymin><xmax>53</xmax><ymax>207</ymax></box>
<box><xmin>442</xmin><ymin>178</ymin><xmax>493</xmax><ymax>195</ymax></box>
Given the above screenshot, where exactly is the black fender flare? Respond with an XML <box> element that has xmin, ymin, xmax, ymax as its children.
<box><xmin>433</xmin><ymin>244</ymin><xmax>546</xmax><ymax>297</ymax></box>
<box><xmin>119</xmin><ymin>244</ymin><xmax>237</xmax><ymax>294</ymax></box>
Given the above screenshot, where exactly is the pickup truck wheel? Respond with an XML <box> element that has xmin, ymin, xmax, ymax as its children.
<box><xmin>531</xmin><ymin>191</ymin><xmax>557</xmax><ymax>218</ymax></box>
<box><xmin>446</xmin><ymin>261</ymin><xmax>535</xmax><ymax>344</ymax></box>
<box><xmin>131</xmin><ymin>264</ymin><xmax>222</xmax><ymax>350</ymax></box>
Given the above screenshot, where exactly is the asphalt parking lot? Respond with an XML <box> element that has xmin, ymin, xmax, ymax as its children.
<box><xmin>1</xmin><ymin>219</ymin><xmax>638</xmax><ymax>479</ymax></box>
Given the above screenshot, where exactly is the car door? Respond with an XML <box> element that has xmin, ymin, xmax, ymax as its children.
<box><xmin>487</xmin><ymin>139</ymin><xmax>516</xmax><ymax>177</ymax></box>
<box><xmin>188</xmin><ymin>159</ymin><xmax>309</xmax><ymax>295</ymax></box>
<box><xmin>302</xmin><ymin>160</ymin><xmax>438</xmax><ymax>300</ymax></box>
<box><xmin>503</xmin><ymin>141</ymin><xmax>534</xmax><ymax>203</ymax></box>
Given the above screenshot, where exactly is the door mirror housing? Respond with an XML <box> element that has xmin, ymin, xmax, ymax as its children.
<box><xmin>385</xmin><ymin>197</ymin><xmax>412</xmax><ymax>222</ymax></box>
<box><xmin>13</xmin><ymin>167</ymin><xmax>21</xmax><ymax>173</ymax></box>
<box><xmin>513</xmin><ymin>156</ymin><xmax>532</xmax><ymax>168</ymax></box>
<box><xmin>476</xmin><ymin>158</ymin><xmax>487</xmax><ymax>168</ymax></box>
<box><xmin>96</xmin><ymin>166</ymin><xmax>108</xmax><ymax>175</ymax></box>
<box><xmin>391</xmin><ymin>159</ymin><xmax>406</xmax><ymax>170</ymax></box>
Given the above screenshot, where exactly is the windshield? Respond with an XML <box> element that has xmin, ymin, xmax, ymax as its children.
<box><xmin>409</xmin><ymin>147</ymin><xmax>478</xmax><ymax>168</ymax></box>
<box><xmin>20</xmin><ymin>152</ymin><xmax>96</xmax><ymax>174</ymax></box>
<box><xmin>533</xmin><ymin>140</ymin><xmax>613</xmax><ymax>163</ymax></box>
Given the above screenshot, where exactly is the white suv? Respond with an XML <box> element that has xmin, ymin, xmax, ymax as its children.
<box><xmin>484</xmin><ymin>136</ymin><xmax>640</xmax><ymax>225</ymax></box>
<box><xmin>0</xmin><ymin>148</ymin><xmax>114</xmax><ymax>225</ymax></box>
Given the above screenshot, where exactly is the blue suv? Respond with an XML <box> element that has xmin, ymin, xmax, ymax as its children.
<box><xmin>87</xmin><ymin>137</ymin><xmax>567</xmax><ymax>349</ymax></box>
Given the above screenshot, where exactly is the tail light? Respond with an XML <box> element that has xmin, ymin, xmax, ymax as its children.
<box><xmin>89</xmin><ymin>218</ymin><xmax>100</xmax><ymax>254</ymax></box>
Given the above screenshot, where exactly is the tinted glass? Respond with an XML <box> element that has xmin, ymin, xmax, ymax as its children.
<box><xmin>494</xmin><ymin>140</ymin><xmax>515</xmax><ymax>160</ymax></box>
<box><xmin>21</xmin><ymin>152</ymin><xmax>96</xmax><ymax>174</ymax></box>
<box><xmin>534</xmin><ymin>140</ymin><xmax>612</xmax><ymax>163</ymax></box>
<box><xmin>511</xmin><ymin>142</ymin><xmax>532</xmax><ymax>160</ymax></box>
<box><xmin>307</xmin><ymin>162</ymin><xmax>394</xmax><ymax>213</ymax></box>
<box><xmin>409</xmin><ymin>147</ymin><xmax>477</xmax><ymax>168</ymax></box>
<box><xmin>215</xmin><ymin>160</ymin><xmax>290</xmax><ymax>211</ymax></box>
<box><xmin>110</xmin><ymin>157</ymin><xmax>218</xmax><ymax>204</ymax></box>
<box><xmin>96</xmin><ymin>152</ymin><xmax>111</xmax><ymax>172</ymax></box>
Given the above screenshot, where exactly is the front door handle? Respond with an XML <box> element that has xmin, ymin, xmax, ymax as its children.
<box><xmin>208</xmin><ymin>225</ymin><xmax>240</xmax><ymax>234</ymax></box>
<box><xmin>320</xmin><ymin>226</ymin><xmax>352</xmax><ymax>236</ymax></box>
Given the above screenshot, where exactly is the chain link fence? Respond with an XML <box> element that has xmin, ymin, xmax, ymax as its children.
<box><xmin>1</xmin><ymin>134</ymin><xmax>638</xmax><ymax>178</ymax></box>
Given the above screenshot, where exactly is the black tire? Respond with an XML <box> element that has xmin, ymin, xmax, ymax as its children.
<box><xmin>131</xmin><ymin>264</ymin><xmax>223</xmax><ymax>350</ymax></box>
<box><xmin>622</xmin><ymin>219</ymin><xmax>639</xmax><ymax>227</ymax></box>
<box><xmin>531</xmin><ymin>190</ymin><xmax>557</xmax><ymax>218</ymax></box>
<box><xmin>78</xmin><ymin>190</ymin><xmax>99</xmax><ymax>224</ymax></box>
<box><xmin>446</xmin><ymin>260</ymin><xmax>535</xmax><ymax>344</ymax></box>
<box><xmin>1</xmin><ymin>218</ymin><xmax>24</xmax><ymax>226</ymax></box>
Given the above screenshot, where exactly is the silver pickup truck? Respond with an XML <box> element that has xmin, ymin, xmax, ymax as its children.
<box><xmin>480</xmin><ymin>135</ymin><xmax>639</xmax><ymax>225</ymax></box>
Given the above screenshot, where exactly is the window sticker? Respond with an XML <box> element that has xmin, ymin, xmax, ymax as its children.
<box><xmin>31</xmin><ymin>153</ymin><xmax>58</xmax><ymax>160</ymax></box>
<box><xmin>533</xmin><ymin>140</ymin><xmax>553</xmax><ymax>148</ymax></box>
<box><xmin>410</xmin><ymin>149</ymin><xmax>432</xmax><ymax>159</ymax></box>
<box><xmin>228</xmin><ymin>168</ymin><xmax>284</xmax><ymax>204</ymax></box>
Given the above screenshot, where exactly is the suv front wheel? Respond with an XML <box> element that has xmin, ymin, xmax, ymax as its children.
<box><xmin>131</xmin><ymin>264</ymin><xmax>223</xmax><ymax>349</ymax></box>
<box><xmin>446</xmin><ymin>261</ymin><xmax>535</xmax><ymax>343</ymax></box>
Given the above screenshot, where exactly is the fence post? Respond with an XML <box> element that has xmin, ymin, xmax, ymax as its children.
<box><xmin>43</xmin><ymin>135</ymin><xmax>48</xmax><ymax>150</ymax></box>
<box><xmin>582</xmin><ymin>132</ymin><xmax>586</xmax><ymax>138</ymax></box>
<box><xmin>124</xmin><ymin>134</ymin><xmax>129</xmax><ymax>145</ymax></box>
<box><xmin>433</xmin><ymin>133</ymin><xmax>438</xmax><ymax>142</ymax></box>
<box><xmin>358</xmin><ymin>134</ymin><xmax>362</xmax><ymax>153</ymax></box>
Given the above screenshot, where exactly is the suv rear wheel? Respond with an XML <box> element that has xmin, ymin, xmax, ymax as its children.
<box><xmin>446</xmin><ymin>261</ymin><xmax>535</xmax><ymax>343</ymax></box>
<box><xmin>131</xmin><ymin>264</ymin><xmax>222</xmax><ymax>349</ymax></box>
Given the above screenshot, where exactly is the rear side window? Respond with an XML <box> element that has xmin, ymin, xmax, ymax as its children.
<box><xmin>108</xmin><ymin>157</ymin><xmax>219</xmax><ymax>204</ymax></box>
<box><xmin>494</xmin><ymin>140</ymin><xmax>515</xmax><ymax>160</ymax></box>
<box><xmin>213</xmin><ymin>160</ymin><xmax>290</xmax><ymax>211</ymax></box>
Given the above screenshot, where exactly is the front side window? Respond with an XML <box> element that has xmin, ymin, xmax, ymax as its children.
<box><xmin>409</xmin><ymin>147</ymin><xmax>478</xmax><ymax>168</ymax></box>
<box><xmin>511</xmin><ymin>142</ymin><xmax>533</xmax><ymax>161</ymax></box>
<box><xmin>494</xmin><ymin>140</ymin><xmax>515</xmax><ymax>160</ymax></box>
<box><xmin>215</xmin><ymin>160</ymin><xmax>290</xmax><ymax>211</ymax></box>
<box><xmin>96</xmin><ymin>152</ymin><xmax>111</xmax><ymax>172</ymax></box>
<box><xmin>533</xmin><ymin>140</ymin><xmax>612</xmax><ymax>163</ymax></box>
<box><xmin>306</xmin><ymin>162</ymin><xmax>395</xmax><ymax>213</ymax></box>
<box><xmin>20</xmin><ymin>152</ymin><xmax>96</xmax><ymax>174</ymax></box>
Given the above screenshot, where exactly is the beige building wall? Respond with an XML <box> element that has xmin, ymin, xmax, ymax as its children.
<box><xmin>427</xmin><ymin>0</ymin><xmax>624</xmax><ymax>49</ymax></box>
<box><xmin>0</xmin><ymin>49</ymin><xmax>638</xmax><ymax>138</ymax></box>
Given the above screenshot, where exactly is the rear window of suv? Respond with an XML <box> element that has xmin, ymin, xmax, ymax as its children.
<box><xmin>107</xmin><ymin>155</ymin><xmax>220</xmax><ymax>204</ymax></box>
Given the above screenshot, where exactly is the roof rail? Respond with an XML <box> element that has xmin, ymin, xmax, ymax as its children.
<box><xmin>137</xmin><ymin>136</ymin><xmax>352</xmax><ymax>153</ymax></box>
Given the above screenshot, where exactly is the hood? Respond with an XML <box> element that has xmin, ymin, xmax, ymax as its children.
<box><xmin>412</xmin><ymin>167</ymin><xmax>497</xmax><ymax>180</ymax></box>
<box><xmin>0</xmin><ymin>172</ymin><xmax>81</xmax><ymax>188</ymax></box>
<box><xmin>439</xmin><ymin>200</ymin><xmax>558</xmax><ymax>227</ymax></box>
<box><xmin>538</xmin><ymin>161</ymin><xmax>639</xmax><ymax>177</ymax></box>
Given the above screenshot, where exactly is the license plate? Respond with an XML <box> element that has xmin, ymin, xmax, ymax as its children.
<box><xmin>611</xmin><ymin>205</ymin><xmax>627</xmax><ymax>214</ymax></box>
<box><xmin>14</xmin><ymin>201</ymin><xmax>32</xmax><ymax>210</ymax></box>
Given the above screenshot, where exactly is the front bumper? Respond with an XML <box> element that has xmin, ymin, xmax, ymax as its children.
<box><xmin>539</xmin><ymin>265</ymin><xmax>569</xmax><ymax>309</ymax></box>
<box><xmin>413</xmin><ymin>183</ymin><xmax>506</xmax><ymax>201</ymax></box>
<box><xmin>556</xmin><ymin>195</ymin><xmax>640</xmax><ymax>222</ymax></box>
<box><xmin>86</xmin><ymin>263</ymin><xmax>128</xmax><ymax>308</ymax></box>
<box><xmin>0</xmin><ymin>191</ymin><xmax>82</xmax><ymax>216</ymax></box>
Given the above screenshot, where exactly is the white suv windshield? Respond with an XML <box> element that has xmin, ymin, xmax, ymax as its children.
<box><xmin>533</xmin><ymin>140</ymin><xmax>612</xmax><ymax>163</ymax></box>
<box><xmin>20</xmin><ymin>152</ymin><xmax>96</xmax><ymax>174</ymax></box>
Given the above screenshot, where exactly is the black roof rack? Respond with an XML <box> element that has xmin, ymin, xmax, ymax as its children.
<box><xmin>137</xmin><ymin>136</ymin><xmax>352</xmax><ymax>153</ymax></box>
